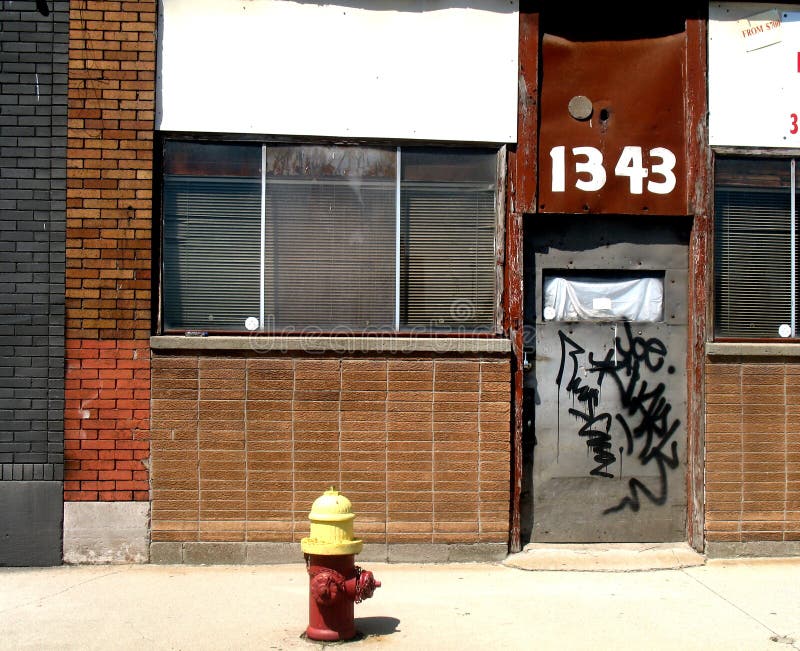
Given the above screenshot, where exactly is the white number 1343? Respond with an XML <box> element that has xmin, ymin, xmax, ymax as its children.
<box><xmin>550</xmin><ymin>146</ymin><xmax>676</xmax><ymax>195</ymax></box>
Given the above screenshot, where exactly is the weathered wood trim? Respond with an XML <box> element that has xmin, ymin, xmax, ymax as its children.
<box><xmin>685</xmin><ymin>11</ymin><xmax>710</xmax><ymax>554</ymax></box>
<box><xmin>506</xmin><ymin>207</ymin><xmax>524</xmax><ymax>554</ymax></box>
<box><xmin>506</xmin><ymin>6</ymin><xmax>539</xmax><ymax>554</ymax></box>
<box><xmin>505</xmin><ymin>143</ymin><xmax>521</xmax><ymax>553</ymax></box>
<box><xmin>515</xmin><ymin>5</ymin><xmax>539</xmax><ymax>215</ymax></box>
<box><xmin>712</xmin><ymin>146</ymin><xmax>800</xmax><ymax>157</ymax></box>
<box><xmin>496</xmin><ymin>146</ymin><xmax>508</xmax><ymax>334</ymax></box>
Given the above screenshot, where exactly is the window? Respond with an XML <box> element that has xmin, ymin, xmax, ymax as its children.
<box><xmin>714</xmin><ymin>156</ymin><xmax>799</xmax><ymax>339</ymax></box>
<box><xmin>161</xmin><ymin>141</ymin><xmax>499</xmax><ymax>334</ymax></box>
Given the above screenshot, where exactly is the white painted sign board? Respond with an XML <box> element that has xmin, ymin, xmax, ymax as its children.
<box><xmin>157</xmin><ymin>0</ymin><xmax>519</xmax><ymax>143</ymax></box>
<box><xmin>709</xmin><ymin>3</ymin><xmax>800</xmax><ymax>147</ymax></box>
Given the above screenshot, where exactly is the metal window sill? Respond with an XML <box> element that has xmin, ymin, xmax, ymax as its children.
<box><xmin>706</xmin><ymin>342</ymin><xmax>800</xmax><ymax>358</ymax></box>
<box><xmin>150</xmin><ymin>335</ymin><xmax>512</xmax><ymax>354</ymax></box>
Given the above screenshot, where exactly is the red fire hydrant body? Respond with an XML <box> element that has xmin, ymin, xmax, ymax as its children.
<box><xmin>301</xmin><ymin>488</ymin><xmax>380</xmax><ymax>642</ymax></box>
<box><xmin>305</xmin><ymin>554</ymin><xmax>380</xmax><ymax>641</ymax></box>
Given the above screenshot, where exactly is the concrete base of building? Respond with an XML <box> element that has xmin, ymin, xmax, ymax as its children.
<box><xmin>706</xmin><ymin>541</ymin><xmax>800</xmax><ymax>558</ymax></box>
<box><xmin>63</xmin><ymin>502</ymin><xmax>150</xmax><ymax>564</ymax></box>
<box><xmin>0</xmin><ymin>481</ymin><xmax>63</xmax><ymax>566</ymax></box>
<box><xmin>149</xmin><ymin>541</ymin><xmax>509</xmax><ymax>565</ymax></box>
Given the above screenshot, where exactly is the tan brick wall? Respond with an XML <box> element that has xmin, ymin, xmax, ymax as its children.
<box><xmin>150</xmin><ymin>355</ymin><xmax>511</xmax><ymax>545</ymax></box>
<box><xmin>705</xmin><ymin>361</ymin><xmax>800</xmax><ymax>543</ymax></box>
<box><xmin>65</xmin><ymin>1</ymin><xmax>156</xmax><ymax>501</ymax></box>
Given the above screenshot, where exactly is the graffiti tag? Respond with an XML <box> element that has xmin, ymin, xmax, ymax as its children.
<box><xmin>556</xmin><ymin>322</ymin><xmax>681</xmax><ymax>514</ymax></box>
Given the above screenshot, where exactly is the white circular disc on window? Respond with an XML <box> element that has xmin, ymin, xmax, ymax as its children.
<box><xmin>779</xmin><ymin>323</ymin><xmax>792</xmax><ymax>338</ymax></box>
<box><xmin>543</xmin><ymin>306</ymin><xmax>556</xmax><ymax>321</ymax></box>
<box><xmin>245</xmin><ymin>316</ymin><xmax>259</xmax><ymax>331</ymax></box>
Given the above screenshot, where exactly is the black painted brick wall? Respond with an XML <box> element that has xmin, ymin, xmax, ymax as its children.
<box><xmin>0</xmin><ymin>1</ymin><xmax>68</xmax><ymax>481</ymax></box>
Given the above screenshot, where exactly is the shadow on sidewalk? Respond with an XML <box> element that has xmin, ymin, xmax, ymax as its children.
<box><xmin>355</xmin><ymin>616</ymin><xmax>401</xmax><ymax>638</ymax></box>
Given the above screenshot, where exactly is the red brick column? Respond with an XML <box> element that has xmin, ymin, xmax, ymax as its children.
<box><xmin>65</xmin><ymin>1</ymin><xmax>156</xmax><ymax>501</ymax></box>
<box><xmin>64</xmin><ymin>341</ymin><xmax>150</xmax><ymax>500</ymax></box>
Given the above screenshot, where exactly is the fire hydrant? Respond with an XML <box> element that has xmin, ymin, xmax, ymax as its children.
<box><xmin>301</xmin><ymin>487</ymin><xmax>381</xmax><ymax>641</ymax></box>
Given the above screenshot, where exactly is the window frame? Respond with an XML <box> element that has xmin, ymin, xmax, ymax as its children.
<box><xmin>153</xmin><ymin>133</ymin><xmax>507</xmax><ymax>338</ymax></box>
<box><xmin>711</xmin><ymin>146</ymin><xmax>800</xmax><ymax>343</ymax></box>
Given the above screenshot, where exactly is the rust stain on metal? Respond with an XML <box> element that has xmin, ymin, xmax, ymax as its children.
<box><xmin>538</xmin><ymin>33</ymin><xmax>688</xmax><ymax>215</ymax></box>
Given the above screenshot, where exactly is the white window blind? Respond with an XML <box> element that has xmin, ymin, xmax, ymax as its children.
<box><xmin>161</xmin><ymin>141</ymin><xmax>498</xmax><ymax>334</ymax></box>
<box><xmin>401</xmin><ymin>149</ymin><xmax>497</xmax><ymax>328</ymax></box>
<box><xmin>714</xmin><ymin>157</ymin><xmax>797</xmax><ymax>339</ymax></box>
<box><xmin>163</xmin><ymin>144</ymin><xmax>262</xmax><ymax>331</ymax></box>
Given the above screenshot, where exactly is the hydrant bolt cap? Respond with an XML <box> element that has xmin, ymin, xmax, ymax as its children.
<box><xmin>309</xmin><ymin>488</ymin><xmax>354</xmax><ymax>519</ymax></box>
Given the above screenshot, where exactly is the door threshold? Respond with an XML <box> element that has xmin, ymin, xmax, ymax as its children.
<box><xmin>504</xmin><ymin>542</ymin><xmax>705</xmax><ymax>572</ymax></box>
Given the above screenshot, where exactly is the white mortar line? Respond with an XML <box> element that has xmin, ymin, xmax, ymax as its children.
<box><xmin>291</xmin><ymin>359</ymin><xmax>296</xmax><ymax>541</ymax></box>
<box><xmin>478</xmin><ymin>360</ymin><xmax>483</xmax><ymax>536</ymax></box>
<box><xmin>431</xmin><ymin>360</ymin><xmax>436</xmax><ymax>544</ymax></box>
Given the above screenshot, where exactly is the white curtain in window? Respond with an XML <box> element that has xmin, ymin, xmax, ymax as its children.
<box><xmin>543</xmin><ymin>276</ymin><xmax>664</xmax><ymax>322</ymax></box>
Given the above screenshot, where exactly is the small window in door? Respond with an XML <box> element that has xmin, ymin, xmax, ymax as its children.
<box><xmin>542</xmin><ymin>271</ymin><xmax>665</xmax><ymax>322</ymax></box>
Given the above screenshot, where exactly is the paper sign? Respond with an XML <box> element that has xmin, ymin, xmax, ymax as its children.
<box><xmin>592</xmin><ymin>297</ymin><xmax>612</xmax><ymax>310</ymax></box>
<box><xmin>709</xmin><ymin>6</ymin><xmax>800</xmax><ymax>147</ymax></box>
<box><xmin>737</xmin><ymin>9</ymin><xmax>782</xmax><ymax>52</ymax></box>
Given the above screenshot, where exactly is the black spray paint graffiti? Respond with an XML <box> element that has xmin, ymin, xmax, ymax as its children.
<box><xmin>556</xmin><ymin>322</ymin><xmax>680</xmax><ymax>514</ymax></box>
<box><xmin>555</xmin><ymin>334</ymin><xmax>616</xmax><ymax>479</ymax></box>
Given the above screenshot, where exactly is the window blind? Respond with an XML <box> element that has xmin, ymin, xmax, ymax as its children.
<box><xmin>714</xmin><ymin>165</ymin><xmax>795</xmax><ymax>338</ymax></box>
<box><xmin>265</xmin><ymin>179</ymin><xmax>395</xmax><ymax>330</ymax></box>
<box><xmin>401</xmin><ymin>183</ymin><xmax>496</xmax><ymax>329</ymax></box>
<box><xmin>161</xmin><ymin>141</ymin><xmax>499</xmax><ymax>333</ymax></box>
<box><xmin>401</xmin><ymin>148</ymin><xmax>497</xmax><ymax>331</ymax></box>
<box><xmin>163</xmin><ymin>176</ymin><xmax>261</xmax><ymax>330</ymax></box>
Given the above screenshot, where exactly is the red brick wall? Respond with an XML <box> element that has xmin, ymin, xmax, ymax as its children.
<box><xmin>64</xmin><ymin>340</ymin><xmax>150</xmax><ymax>501</ymax></box>
<box><xmin>705</xmin><ymin>361</ymin><xmax>800</xmax><ymax>544</ymax></box>
<box><xmin>65</xmin><ymin>1</ymin><xmax>156</xmax><ymax>501</ymax></box>
<box><xmin>150</xmin><ymin>355</ymin><xmax>511</xmax><ymax>545</ymax></box>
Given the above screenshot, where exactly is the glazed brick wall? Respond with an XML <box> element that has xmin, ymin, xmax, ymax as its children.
<box><xmin>150</xmin><ymin>355</ymin><xmax>511</xmax><ymax>545</ymax></box>
<box><xmin>64</xmin><ymin>2</ymin><xmax>155</xmax><ymax>500</ymax></box>
<box><xmin>705</xmin><ymin>361</ymin><xmax>800</xmax><ymax>543</ymax></box>
<box><xmin>0</xmin><ymin>1</ymin><xmax>68</xmax><ymax>479</ymax></box>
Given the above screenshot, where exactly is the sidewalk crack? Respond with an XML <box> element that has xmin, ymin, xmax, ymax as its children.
<box><xmin>0</xmin><ymin>566</ymin><xmax>132</xmax><ymax>616</ymax></box>
<box><xmin>680</xmin><ymin>568</ymin><xmax>799</xmax><ymax>650</ymax></box>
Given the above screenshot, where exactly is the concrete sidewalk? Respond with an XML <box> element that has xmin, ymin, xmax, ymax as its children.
<box><xmin>1</xmin><ymin>557</ymin><xmax>799</xmax><ymax>651</ymax></box>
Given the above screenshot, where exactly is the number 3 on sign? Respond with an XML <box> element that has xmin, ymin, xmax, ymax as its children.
<box><xmin>791</xmin><ymin>113</ymin><xmax>798</xmax><ymax>135</ymax></box>
<box><xmin>550</xmin><ymin>146</ymin><xmax>676</xmax><ymax>195</ymax></box>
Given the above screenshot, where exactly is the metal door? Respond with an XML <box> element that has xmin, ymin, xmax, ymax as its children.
<box><xmin>522</xmin><ymin>216</ymin><xmax>689</xmax><ymax>543</ymax></box>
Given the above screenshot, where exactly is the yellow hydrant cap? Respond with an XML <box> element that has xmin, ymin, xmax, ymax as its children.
<box><xmin>301</xmin><ymin>487</ymin><xmax>363</xmax><ymax>556</ymax></box>
<box><xmin>308</xmin><ymin>487</ymin><xmax>355</xmax><ymax>522</ymax></box>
